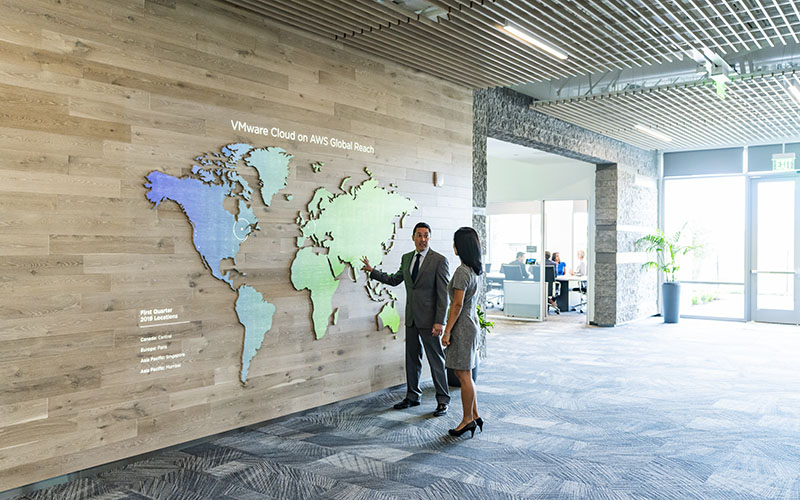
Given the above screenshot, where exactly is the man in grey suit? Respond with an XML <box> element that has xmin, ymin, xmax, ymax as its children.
<box><xmin>361</xmin><ymin>222</ymin><xmax>451</xmax><ymax>416</ymax></box>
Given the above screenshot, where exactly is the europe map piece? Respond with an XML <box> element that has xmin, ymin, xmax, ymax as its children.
<box><xmin>144</xmin><ymin>144</ymin><xmax>291</xmax><ymax>383</ymax></box>
<box><xmin>291</xmin><ymin>168</ymin><xmax>417</xmax><ymax>339</ymax></box>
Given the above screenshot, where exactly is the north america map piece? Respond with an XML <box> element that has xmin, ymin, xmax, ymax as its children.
<box><xmin>144</xmin><ymin>143</ymin><xmax>290</xmax><ymax>383</ymax></box>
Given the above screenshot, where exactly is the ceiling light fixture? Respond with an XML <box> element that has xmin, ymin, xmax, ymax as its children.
<box><xmin>634</xmin><ymin>124</ymin><xmax>673</xmax><ymax>142</ymax></box>
<box><xmin>501</xmin><ymin>22</ymin><xmax>568</xmax><ymax>61</ymax></box>
<box><xmin>788</xmin><ymin>84</ymin><xmax>800</xmax><ymax>104</ymax></box>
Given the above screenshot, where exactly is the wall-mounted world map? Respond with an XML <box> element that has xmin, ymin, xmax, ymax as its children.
<box><xmin>145</xmin><ymin>144</ymin><xmax>415</xmax><ymax>383</ymax></box>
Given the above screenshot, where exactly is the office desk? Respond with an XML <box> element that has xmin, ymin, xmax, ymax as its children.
<box><xmin>503</xmin><ymin>279</ymin><xmax>541</xmax><ymax>319</ymax></box>
<box><xmin>555</xmin><ymin>275</ymin><xmax>587</xmax><ymax>311</ymax></box>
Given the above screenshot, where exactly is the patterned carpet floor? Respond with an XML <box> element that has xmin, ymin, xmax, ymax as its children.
<box><xmin>10</xmin><ymin>317</ymin><xmax>800</xmax><ymax>500</ymax></box>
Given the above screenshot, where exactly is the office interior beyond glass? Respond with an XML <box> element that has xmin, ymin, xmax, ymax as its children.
<box><xmin>487</xmin><ymin>200</ymin><xmax>588</xmax><ymax>320</ymax></box>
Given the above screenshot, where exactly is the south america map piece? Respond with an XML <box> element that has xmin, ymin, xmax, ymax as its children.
<box><xmin>144</xmin><ymin>143</ymin><xmax>291</xmax><ymax>383</ymax></box>
<box><xmin>291</xmin><ymin>169</ymin><xmax>417</xmax><ymax>339</ymax></box>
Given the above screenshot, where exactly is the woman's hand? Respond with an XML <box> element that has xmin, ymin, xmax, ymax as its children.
<box><xmin>441</xmin><ymin>332</ymin><xmax>451</xmax><ymax>347</ymax></box>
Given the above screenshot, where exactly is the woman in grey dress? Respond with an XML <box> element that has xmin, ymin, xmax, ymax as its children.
<box><xmin>441</xmin><ymin>227</ymin><xmax>484</xmax><ymax>437</ymax></box>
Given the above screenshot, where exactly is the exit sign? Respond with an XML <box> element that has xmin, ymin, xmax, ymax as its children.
<box><xmin>772</xmin><ymin>152</ymin><xmax>796</xmax><ymax>171</ymax></box>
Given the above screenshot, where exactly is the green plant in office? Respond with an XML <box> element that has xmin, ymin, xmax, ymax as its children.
<box><xmin>476</xmin><ymin>305</ymin><xmax>494</xmax><ymax>333</ymax></box>
<box><xmin>636</xmin><ymin>224</ymin><xmax>701</xmax><ymax>323</ymax></box>
<box><xmin>635</xmin><ymin>225</ymin><xmax>701</xmax><ymax>282</ymax></box>
<box><xmin>691</xmin><ymin>293</ymin><xmax>718</xmax><ymax>306</ymax></box>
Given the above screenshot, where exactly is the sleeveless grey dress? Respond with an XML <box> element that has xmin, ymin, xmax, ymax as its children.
<box><xmin>445</xmin><ymin>264</ymin><xmax>481</xmax><ymax>371</ymax></box>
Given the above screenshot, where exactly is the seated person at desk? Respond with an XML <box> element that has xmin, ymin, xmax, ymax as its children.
<box><xmin>552</xmin><ymin>252</ymin><xmax>566</xmax><ymax>276</ymax></box>
<box><xmin>570</xmin><ymin>250</ymin><xmax>587</xmax><ymax>276</ymax></box>
<box><xmin>506</xmin><ymin>251</ymin><xmax>529</xmax><ymax>279</ymax></box>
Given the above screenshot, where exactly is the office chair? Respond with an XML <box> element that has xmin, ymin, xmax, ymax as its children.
<box><xmin>500</xmin><ymin>264</ymin><xmax>524</xmax><ymax>281</ymax></box>
<box><xmin>571</xmin><ymin>279</ymin><xmax>587</xmax><ymax>313</ymax></box>
<box><xmin>544</xmin><ymin>265</ymin><xmax>560</xmax><ymax>315</ymax></box>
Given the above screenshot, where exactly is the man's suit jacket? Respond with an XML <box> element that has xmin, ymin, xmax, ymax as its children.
<box><xmin>370</xmin><ymin>249</ymin><xmax>450</xmax><ymax>329</ymax></box>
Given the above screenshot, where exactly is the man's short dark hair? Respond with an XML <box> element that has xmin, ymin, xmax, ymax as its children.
<box><xmin>516</xmin><ymin>251</ymin><xmax>525</xmax><ymax>259</ymax></box>
<box><xmin>413</xmin><ymin>222</ymin><xmax>431</xmax><ymax>234</ymax></box>
<box><xmin>545</xmin><ymin>251</ymin><xmax>551</xmax><ymax>259</ymax></box>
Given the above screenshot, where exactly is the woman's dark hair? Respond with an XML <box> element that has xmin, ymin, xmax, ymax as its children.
<box><xmin>453</xmin><ymin>226</ymin><xmax>483</xmax><ymax>275</ymax></box>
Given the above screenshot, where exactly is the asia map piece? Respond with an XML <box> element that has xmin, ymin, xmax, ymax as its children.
<box><xmin>291</xmin><ymin>169</ymin><xmax>417</xmax><ymax>339</ymax></box>
<box><xmin>145</xmin><ymin>143</ymin><xmax>290</xmax><ymax>383</ymax></box>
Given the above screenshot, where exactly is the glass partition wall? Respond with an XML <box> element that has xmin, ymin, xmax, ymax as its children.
<box><xmin>487</xmin><ymin>203</ymin><xmax>543</xmax><ymax>320</ymax></box>
<box><xmin>662</xmin><ymin>143</ymin><xmax>800</xmax><ymax>324</ymax></box>
<box><xmin>487</xmin><ymin>200</ymin><xmax>589</xmax><ymax>321</ymax></box>
<box><xmin>663</xmin><ymin>176</ymin><xmax>745</xmax><ymax>319</ymax></box>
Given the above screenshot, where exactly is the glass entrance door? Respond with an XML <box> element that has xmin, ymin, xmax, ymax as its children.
<box><xmin>750</xmin><ymin>176</ymin><xmax>800</xmax><ymax>324</ymax></box>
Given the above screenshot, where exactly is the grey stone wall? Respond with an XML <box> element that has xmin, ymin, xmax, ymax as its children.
<box><xmin>594</xmin><ymin>165</ymin><xmax>618</xmax><ymax>326</ymax></box>
<box><xmin>473</xmin><ymin>93</ymin><xmax>489</xmax><ymax>358</ymax></box>
<box><xmin>614</xmin><ymin>167</ymin><xmax>659</xmax><ymax>324</ymax></box>
<box><xmin>474</xmin><ymin>87</ymin><xmax>659</xmax><ymax>326</ymax></box>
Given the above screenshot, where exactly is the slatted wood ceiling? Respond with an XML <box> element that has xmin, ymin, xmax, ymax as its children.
<box><xmin>221</xmin><ymin>0</ymin><xmax>800</xmax><ymax>149</ymax></box>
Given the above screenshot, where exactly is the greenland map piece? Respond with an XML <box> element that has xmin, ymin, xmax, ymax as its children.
<box><xmin>291</xmin><ymin>168</ymin><xmax>417</xmax><ymax>339</ymax></box>
<box><xmin>145</xmin><ymin>143</ymin><xmax>291</xmax><ymax>383</ymax></box>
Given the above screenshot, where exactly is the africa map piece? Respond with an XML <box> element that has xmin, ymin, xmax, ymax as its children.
<box><xmin>291</xmin><ymin>170</ymin><xmax>417</xmax><ymax>339</ymax></box>
<box><xmin>290</xmin><ymin>247</ymin><xmax>341</xmax><ymax>340</ymax></box>
<box><xmin>145</xmin><ymin>143</ymin><xmax>291</xmax><ymax>383</ymax></box>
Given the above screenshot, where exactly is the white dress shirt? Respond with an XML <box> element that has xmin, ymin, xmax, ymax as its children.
<box><xmin>409</xmin><ymin>247</ymin><xmax>429</xmax><ymax>276</ymax></box>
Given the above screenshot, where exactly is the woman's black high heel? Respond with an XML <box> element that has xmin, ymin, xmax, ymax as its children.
<box><xmin>448</xmin><ymin>421</ymin><xmax>477</xmax><ymax>437</ymax></box>
<box><xmin>475</xmin><ymin>417</ymin><xmax>484</xmax><ymax>432</ymax></box>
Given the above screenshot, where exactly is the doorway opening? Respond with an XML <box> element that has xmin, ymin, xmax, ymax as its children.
<box><xmin>484</xmin><ymin>138</ymin><xmax>594</xmax><ymax>323</ymax></box>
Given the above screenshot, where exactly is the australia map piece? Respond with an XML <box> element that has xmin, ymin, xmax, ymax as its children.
<box><xmin>144</xmin><ymin>143</ymin><xmax>291</xmax><ymax>383</ymax></box>
<box><xmin>291</xmin><ymin>168</ymin><xmax>417</xmax><ymax>339</ymax></box>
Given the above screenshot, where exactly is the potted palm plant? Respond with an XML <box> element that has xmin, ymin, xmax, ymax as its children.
<box><xmin>636</xmin><ymin>226</ymin><xmax>700</xmax><ymax>323</ymax></box>
<box><xmin>447</xmin><ymin>305</ymin><xmax>494</xmax><ymax>387</ymax></box>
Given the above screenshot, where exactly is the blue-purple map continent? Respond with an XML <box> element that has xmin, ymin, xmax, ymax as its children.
<box><xmin>145</xmin><ymin>172</ymin><xmax>246</xmax><ymax>287</ymax></box>
<box><xmin>144</xmin><ymin>144</ymin><xmax>292</xmax><ymax>383</ymax></box>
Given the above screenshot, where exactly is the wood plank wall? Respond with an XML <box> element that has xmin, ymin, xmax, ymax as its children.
<box><xmin>0</xmin><ymin>0</ymin><xmax>473</xmax><ymax>490</ymax></box>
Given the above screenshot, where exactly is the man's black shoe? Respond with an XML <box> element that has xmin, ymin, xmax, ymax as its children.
<box><xmin>393</xmin><ymin>398</ymin><xmax>421</xmax><ymax>409</ymax></box>
<box><xmin>433</xmin><ymin>403</ymin><xmax>448</xmax><ymax>417</ymax></box>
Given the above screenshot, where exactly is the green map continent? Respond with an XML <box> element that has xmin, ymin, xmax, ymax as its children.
<box><xmin>378</xmin><ymin>303</ymin><xmax>400</xmax><ymax>333</ymax></box>
<box><xmin>291</xmin><ymin>247</ymin><xmax>341</xmax><ymax>339</ymax></box>
<box><xmin>292</xmin><ymin>173</ymin><xmax>416</xmax><ymax>339</ymax></box>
